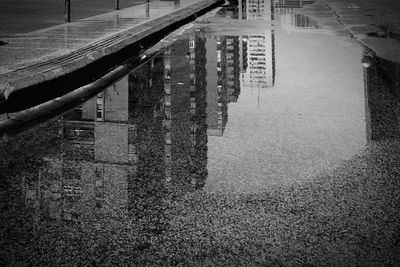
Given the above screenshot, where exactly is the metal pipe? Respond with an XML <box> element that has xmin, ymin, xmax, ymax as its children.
<box><xmin>115</xmin><ymin>0</ymin><xmax>120</xmax><ymax>10</ymax></box>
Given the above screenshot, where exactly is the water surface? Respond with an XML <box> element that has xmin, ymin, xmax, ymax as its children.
<box><xmin>1</xmin><ymin>0</ymin><xmax>400</xmax><ymax>265</ymax></box>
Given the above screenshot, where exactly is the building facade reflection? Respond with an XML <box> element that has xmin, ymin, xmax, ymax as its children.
<box><xmin>277</xmin><ymin>8</ymin><xmax>318</xmax><ymax>33</ymax></box>
<box><xmin>199</xmin><ymin>0</ymin><xmax>277</xmax><ymax>135</ymax></box>
<box><xmin>25</xmin><ymin>33</ymin><xmax>210</xmax><ymax>226</ymax></box>
<box><xmin>238</xmin><ymin>0</ymin><xmax>276</xmax><ymax>89</ymax></box>
<box><xmin>22</xmin><ymin>0</ymin><xmax>284</xmax><ymax>225</ymax></box>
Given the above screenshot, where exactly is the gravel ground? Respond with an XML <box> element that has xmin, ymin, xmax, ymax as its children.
<box><xmin>150</xmin><ymin>139</ymin><xmax>400</xmax><ymax>266</ymax></box>
<box><xmin>2</xmin><ymin>138</ymin><xmax>399</xmax><ymax>266</ymax></box>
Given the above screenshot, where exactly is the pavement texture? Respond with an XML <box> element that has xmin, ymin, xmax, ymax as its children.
<box><xmin>313</xmin><ymin>0</ymin><xmax>400</xmax><ymax>62</ymax></box>
<box><xmin>0</xmin><ymin>0</ymin><xmax>145</xmax><ymax>36</ymax></box>
<box><xmin>0</xmin><ymin>0</ymin><xmax>222</xmax><ymax>104</ymax></box>
<box><xmin>1</xmin><ymin>0</ymin><xmax>398</xmax><ymax>106</ymax></box>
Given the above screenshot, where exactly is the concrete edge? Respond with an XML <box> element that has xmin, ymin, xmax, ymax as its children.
<box><xmin>0</xmin><ymin>51</ymin><xmax>155</xmax><ymax>136</ymax></box>
<box><xmin>0</xmin><ymin>0</ymin><xmax>223</xmax><ymax>103</ymax></box>
<box><xmin>321</xmin><ymin>0</ymin><xmax>400</xmax><ymax>63</ymax></box>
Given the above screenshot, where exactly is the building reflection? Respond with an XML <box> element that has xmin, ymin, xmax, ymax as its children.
<box><xmin>277</xmin><ymin>9</ymin><xmax>318</xmax><ymax>33</ymax></box>
<box><xmin>272</xmin><ymin>0</ymin><xmax>319</xmax><ymax>34</ymax></box>
<box><xmin>162</xmin><ymin>35</ymin><xmax>208</xmax><ymax>189</ymax></box>
<box><xmin>273</xmin><ymin>0</ymin><xmax>315</xmax><ymax>8</ymax></box>
<box><xmin>237</xmin><ymin>0</ymin><xmax>276</xmax><ymax>89</ymax></box>
<box><xmin>363</xmin><ymin>51</ymin><xmax>400</xmax><ymax>142</ymax></box>
<box><xmin>24</xmin><ymin>32</ymin><xmax>209</xmax><ymax>226</ymax></box>
<box><xmin>199</xmin><ymin>0</ymin><xmax>277</xmax><ymax>135</ymax></box>
<box><xmin>23</xmin><ymin>0</ymin><xmax>284</xmax><ymax>225</ymax></box>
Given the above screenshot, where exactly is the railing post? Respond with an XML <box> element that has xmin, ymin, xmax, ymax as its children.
<box><xmin>146</xmin><ymin>0</ymin><xmax>150</xmax><ymax>18</ymax></box>
<box><xmin>65</xmin><ymin>0</ymin><xmax>71</xmax><ymax>22</ymax></box>
<box><xmin>115</xmin><ymin>0</ymin><xmax>120</xmax><ymax>10</ymax></box>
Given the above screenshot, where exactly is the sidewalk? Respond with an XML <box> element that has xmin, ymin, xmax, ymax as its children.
<box><xmin>0</xmin><ymin>0</ymin><xmax>145</xmax><ymax>36</ymax></box>
<box><xmin>0</xmin><ymin>0</ymin><xmax>222</xmax><ymax>104</ymax></box>
<box><xmin>319</xmin><ymin>0</ymin><xmax>400</xmax><ymax>62</ymax></box>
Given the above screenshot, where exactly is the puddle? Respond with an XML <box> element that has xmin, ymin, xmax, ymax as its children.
<box><xmin>1</xmin><ymin>0</ymin><xmax>400</xmax><ymax>265</ymax></box>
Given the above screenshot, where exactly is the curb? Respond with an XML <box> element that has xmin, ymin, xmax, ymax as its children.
<box><xmin>0</xmin><ymin>50</ymin><xmax>157</xmax><ymax>136</ymax></box>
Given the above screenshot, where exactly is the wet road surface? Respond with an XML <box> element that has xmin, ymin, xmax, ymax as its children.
<box><xmin>1</xmin><ymin>0</ymin><xmax>400</xmax><ymax>265</ymax></box>
<box><xmin>0</xmin><ymin>0</ymin><xmax>144</xmax><ymax>35</ymax></box>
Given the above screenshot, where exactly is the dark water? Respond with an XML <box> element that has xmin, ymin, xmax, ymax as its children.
<box><xmin>1</xmin><ymin>0</ymin><xmax>400</xmax><ymax>265</ymax></box>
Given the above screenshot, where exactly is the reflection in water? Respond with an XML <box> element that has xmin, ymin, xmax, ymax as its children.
<box><xmin>277</xmin><ymin>8</ymin><xmax>319</xmax><ymax>32</ymax></box>
<box><xmin>237</xmin><ymin>0</ymin><xmax>276</xmax><ymax>89</ymax></box>
<box><xmin>239</xmin><ymin>0</ymin><xmax>272</xmax><ymax>20</ymax></box>
<box><xmin>4</xmin><ymin>31</ymin><xmax>212</xmax><ymax>265</ymax></box>
<box><xmin>0</xmin><ymin>1</ymin><xmax>345</xmax><ymax>265</ymax></box>
<box><xmin>274</xmin><ymin>0</ymin><xmax>315</xmax><ymax>8</ymax></box>
<box><xmin>364</xmin><ymin>50</ymin><xmax>400</xmax><ymax>142</ymax></box>
<box><xmin>202</xmin><ymin>0</ymin><xmax>278</xmax><ymax>134</ymax></box>
<box><xmin>11</xmin><ymin>0</ymin><xmax>323</xmax><ymax>230</ymax></box>
<box><xmin>41</xmin><ymin>36</ymin><xmax>211</xmax><ymax>227</ymax></box>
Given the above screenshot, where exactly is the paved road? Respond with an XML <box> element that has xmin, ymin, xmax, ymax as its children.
<box><xmin>322</xmin><ymin>0</ymin><xmax>400</xmax><ymax>33</ymax></box>
<box><xmin>304</xmin><ymin>0</ymin><xmax>400</xmax><ymax>62</ymax></box>
<box><xmin>0</xmin><ymin>0</ymin><xmax>145</xmax><ymax>36</ymax></box>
